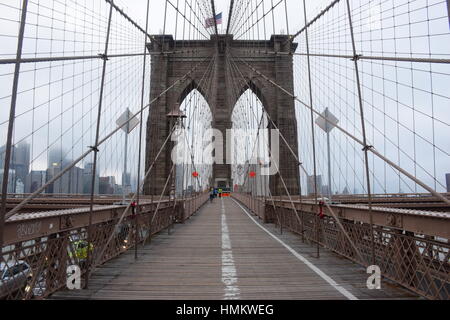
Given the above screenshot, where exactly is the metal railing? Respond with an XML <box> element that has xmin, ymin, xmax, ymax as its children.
<box><xmin>233</xmin><ymin>193</ymin><xmax>450</xmax><ymax>300</ymax></box>
<box><xmin>0</xmin><ymin>193</ymin><xmax>208</xmax><ymax>300</ymax></box>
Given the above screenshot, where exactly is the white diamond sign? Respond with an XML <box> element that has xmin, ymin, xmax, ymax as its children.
<box><xmin>116</xmin><ymin>108</ymin><xmax>140</xmax><ymax>134</ymax></box>
<box><xmin>315</xmin><ymin>108</ymin><xmax>339</xmax><ymax>133</ymax></box>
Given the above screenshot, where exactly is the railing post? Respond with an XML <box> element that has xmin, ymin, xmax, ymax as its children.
<box><xmin>0</xmin><ymin>0</ymin><xmax>28</xmax><ymax>251</ymax></box>
<box><xmin>85</xmin><ymin>1</ymin><xmax>114</xmax><ymax>289</ymax></box>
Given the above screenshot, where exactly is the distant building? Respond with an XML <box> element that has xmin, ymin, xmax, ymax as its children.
<box><xmin>114</xmin><ymin>184</ymin><xmax>123</xmax><ymax>195</ymax></box>
<box><xmin>99</xmin><ymin>176</ymin><xmax>116</xmax><ymax>195</ymax></box>
<box><xmin>446</xmin><ymin>174</ymin><xmax>450</xmax><ymax>193</ymax></box>
<box><xmin>26</xmin><ymin>171</ymin><xmax>46</xmax><ymax>193</ymax></box>
<box><xmin>321</xmin><ymin>185</ymin><xmax>330</xmax><ymax>197</ymax></box>
<box><xmin>13</xmin><ymin>142</ymin><xmax>30</xmax><ymax>191</ymax></box>
<box><xmin>46</xmin><ymin>164</ymin><xmax>84</xmax><ymax>194</ymax></box>
<box><xmin>0</xmin><ymin>142</ymin><xmax>30</xmax><ymax>192</ymax></box>
<box><xmin>47</xmin><ymin>147</ymin><xmax>71</xmax><ymax>168</ymax></box>
<box><xmin>83</xmin><ymin>163</ymin><xmax>99</xmax><ymax>194</ymax></box>
<box><xmin>122</xmin><ymin>172</ymin><xmax>131</xmax><ymax>196</ymax></box>
<box><xmin>15</xmin><ymin>178</ymin><xmax>24</xmax><ymax>194</ymax></box>
<box><xmin>307</xmin><ymin>175</ymin><xmax>323</xmax><ymax>196</ymax></box>
<box><xmin>0</xmin><ymin>169</ymin><xmax>16</xmax><ymax>193</ymax></box>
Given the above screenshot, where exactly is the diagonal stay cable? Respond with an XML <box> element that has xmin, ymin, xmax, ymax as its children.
<box><xmin>95</xmin><ymin>52</ymin><xmax>218</xmax><ymax>265</ymax></box>
<box><xmin>225</xmin><ymin>52</ymin><xmax>307</xmax><ymax>232</ymax></box>
<box><xmin>230</xmin><ymin>53</ymin><xmax>450</xmax><ymax>207</ymax></box>
<box><xmin>285</xmin><ymin>0</ymin><xmax>341</xmax><ymax>44</ymax></box>
<box><xmin>227</xmin><ymin>55</ymin><xmax>377</xmax><ymax>262</ymax></box>
<box><xmin>226</xmin><ymin>0</ymin><xmax>235</xmax><ymax>35</ymax></box>
<box><xmin>227</xmin><ymin>53</ymin><xmax>365</xmax><ymax>262</ymax></box>
<box><xmin>167</xmin><ymin>0</ymin><xmax>211</xmax><ymax>39</ymax></box>
<box><xmin>5</xmin><ymin>56</ymin><xmax>214</xmax><ymax>220</ymax></box>
<box><xmin>95</xmin><ymin>124</ymin><xmax>177</xmax><ymax>266</ymax></box>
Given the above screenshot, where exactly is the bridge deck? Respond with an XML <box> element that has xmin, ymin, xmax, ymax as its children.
<box><xmin>53</xmin><ymin>198</ymin><xmax>418</xmax><ymax>300</ymax></box>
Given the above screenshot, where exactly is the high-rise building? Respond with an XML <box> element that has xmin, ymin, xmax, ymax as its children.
<box><xmin>0</xmin><ymin>169</ymin><xmax>16</xmax><ymax>193</ymax></box>
<box><xmin>0</xmin><ymin>142</ymin><xmax>31</xmax><ymax>193</ymax></box>
<box><xmin>83</xmin><ymin>163</ymin><xmax>99</xmax><ymax>194</ymax></box>
<box><xmin>46</xmin><ymin>163</ymin><xmax>84</xmax><ymax>194</ymax></box>
<box><xmin>15</xmin><ymin>178</ymin><xmax>24</xmax><ymax>194</ymax></box>
<box><xmin>321</xmin><ymin>185</ymin><xmax>330</xmax><ymax>197</ymax></box>
<box><xmin>13</xmin><ymin>142</ymin><xmax>30</xmax><ymax>190</ymax></box>
<box><xmin>307</xmin><ymin>175</ymin><xmax>323</xmax><ymax>196</ymax></box>
<box><xmin>26</xmin><ymin>171</ymin><xmax>46</xmax><ymax>193</ymax></box>
<box><xmin>47</xmin><ymin>147</ymin><xmax>68</xmax><ymax>168</ymax></box>
<box><xmin>122</xmin><ymin>172</ymin><xmax>131</xmax><ymax>196</ymax></box>
<box><xmin>99</xmin><ymin>176</ymin><xmax>116</xmax><ymax>195</ymax></box>
<box><xmin>446</xmin><ymin>173</ymin><xmax>450</xmax><ymax>193</ymax></box>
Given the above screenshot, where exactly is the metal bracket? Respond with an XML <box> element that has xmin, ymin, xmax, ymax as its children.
<box><xmin>88</xmin><ymin>146</ymin><xmax>99</xmax><ymax>153</ymax></box>
<box><xmin>98</xmin><ymin>53</ymin><xmax>109</xmax><ymax>61</ymax></box>
<box><xmin>362</xmin><ymin>145</ymin><xmax>374</xmax><ymax>152</ymax></box>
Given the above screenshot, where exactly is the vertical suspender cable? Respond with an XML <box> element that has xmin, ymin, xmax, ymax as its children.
<box><xmin>226</xmin><ymin>0</ymin><xmax>235</xmax><ymax>35</ymax></box>
<box><xmin>85</xmin><ymin>0</ymin><xmax>114</xmax><ymax>289</ymax></box>
<box><xmin>0</xmin><ymin>0</ymin><xmax>28</xmax><ymax>250</ymax></box>
<box><xmin>345</xmin><ymin>0</ymin><xmax>376</xmax><ymax>266</ymax></box>
<box><xmin>210</xmin><ymin>0</ymin><xmax>219</xmax><ymax>35</ymax></box>
<box><xmin>270</xmin><ymin>0</ymin><xmax>276</xmax><ymax>34</ymax></box>
<box><xmin>162</xmin><ymin>0</ymin><xmax>168</xmax><ymax>51</ymax></box>
<box><xmin>134</xmin><ymin>0</ymin><xmax>151</xmax><ymax>260</ymax></box>
<box><xmin>283</xmin><ymin>0</ymin><xmax>289</xmax><ymax>36</ymax></box>
<box><xmin>302</xmin><ymin>0</ymin><xmax>320</xmax><ymax>258</ymax></box>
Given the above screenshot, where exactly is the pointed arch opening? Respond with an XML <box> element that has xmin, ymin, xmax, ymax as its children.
<box><xmin>175</xmin><ymin>88</ymin><xmax>213</xmax><ymax>196</ymax></box>
<box><xmin>231</xmin><ymin>88</ymin><xmax>269</xmax><ymax>195</ymax></box>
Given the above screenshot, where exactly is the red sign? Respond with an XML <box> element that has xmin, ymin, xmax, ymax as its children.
<box><xmin>192</xmin><ymin>172</ymin><xmax>199</xmax><ymax>178</ymax></box>
<box><xmin>249</xmin><ymin>171</ymin><xmax>256</xmax><ymax>178</ymax></box>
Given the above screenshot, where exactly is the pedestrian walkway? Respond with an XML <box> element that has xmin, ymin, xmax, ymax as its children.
<box><xmin>53</xmin><ymin>198</ymin><xmax>418</xmax><ymax>300</ymax></box>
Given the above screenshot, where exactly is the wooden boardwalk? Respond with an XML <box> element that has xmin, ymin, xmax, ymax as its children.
<box><xmin>53</xmin><ymin>198</ymin><xmax>418</xmax><ymax>300</ymax></box>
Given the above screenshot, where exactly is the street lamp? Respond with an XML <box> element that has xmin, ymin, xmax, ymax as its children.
<box><xmin>167</xmin><ymin>107</ymin><xmax>187</xmax><ymax>201</ymax></box>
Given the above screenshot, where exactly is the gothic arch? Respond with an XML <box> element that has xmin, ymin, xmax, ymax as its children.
<box><xmin>177</xmin><ymin>79</ymin><xmax>211</xmax><ymax>108</ymax></box>
<box><xmin>145</xmin><ymin>34</ymin><xmax>299</xmax><ymax>196</ymax></box>
<box><xmin>235</xmin><ymin>79</ymin><xmax>268</xmax><ymax>112</ymax></box>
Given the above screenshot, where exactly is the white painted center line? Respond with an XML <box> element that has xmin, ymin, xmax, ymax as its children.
<box><xmin>221</xmin><ymin>198</ymin><xmax>240</xmax><ymax>300</ymax></box>
<box><xmin>231</xmin><ymin>198</ymin><xmax>358</xmax><ymax>300</ymax></box>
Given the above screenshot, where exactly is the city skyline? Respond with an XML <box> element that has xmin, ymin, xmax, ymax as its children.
<box><xmin>0</xmin><ymin>142</ymin><xmax>136</xmax><ymax>195</ymax></box>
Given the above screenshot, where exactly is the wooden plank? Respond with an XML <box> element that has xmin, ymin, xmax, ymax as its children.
<box><xmin>52</xmin><ymin>198</ymin><xmax>418</xmax><ymax>300</ymax></box>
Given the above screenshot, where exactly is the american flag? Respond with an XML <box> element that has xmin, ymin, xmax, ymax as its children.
<box><xmin>205</xmin><ymin>12</ymin><xmax>222</xmax><ymax>28</ymax></box>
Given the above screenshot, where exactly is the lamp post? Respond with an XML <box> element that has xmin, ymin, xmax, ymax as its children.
<box><xmin>167</xmin><ymin>107</ymin><xmax>187</xmax><ymax>201</ymax></box>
